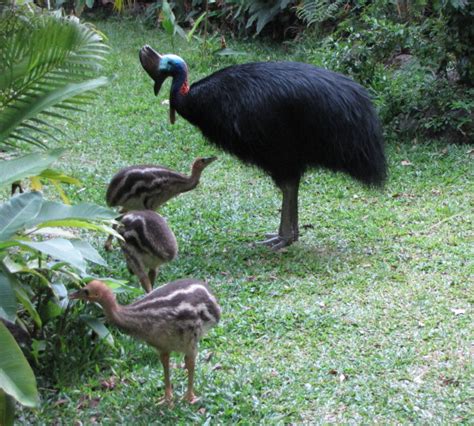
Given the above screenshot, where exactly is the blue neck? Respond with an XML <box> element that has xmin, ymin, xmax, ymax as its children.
<box><xmin>170</xmin><ymin>67</ymin><xmax>188</xmax><ymax>101</ymax></box>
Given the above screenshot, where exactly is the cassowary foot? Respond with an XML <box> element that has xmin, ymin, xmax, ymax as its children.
<box><xmin>256</xmin><ymin>234</ymin><xmax>295</xmax><ymax>251</ymax></box>
<box><xmin>183</xmin><ymin>392</ymin><xmax>200</xmax><ymax>404</ymax></box>
<box><xmin>264</xmin><ymin>232</ymin><xmax>279</xmax><ymax>239</ymax></box>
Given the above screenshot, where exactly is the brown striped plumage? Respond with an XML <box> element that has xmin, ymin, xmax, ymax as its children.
<box><xmin>119</xmin><ymin>210</ymin><xmax>178</xmax><ymax>293</ymax></box>
<box><xmin>103</xmin><ymin>157</ymin><xmax>216</xmax><ymax>251</ymax></box>
<box><xmin>106</xmin><ymin>157</ymin><xmax>217</xmax><ymax>211</ymax></box>
<box><xmin>70</xmin><ymin>279</ymin><xmax>221</xmax><ymax>405</ymax></box>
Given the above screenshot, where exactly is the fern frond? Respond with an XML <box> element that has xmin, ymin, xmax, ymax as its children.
<box><xmin>297</xmin><ymin>0</ymin><xmax>348</xmax><ymax>26</ymax></box>
<box><xmin>0</xmin><ymin>11</ymin><xmax>110</xmax><ymax>149</ymax></box>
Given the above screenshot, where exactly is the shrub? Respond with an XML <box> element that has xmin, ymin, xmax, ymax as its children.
<box><xmin>0</xmin><ymin>6</ymin><xmax>120</xmax><ymax>423</ymax></box>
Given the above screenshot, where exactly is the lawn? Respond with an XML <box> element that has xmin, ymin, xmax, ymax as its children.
<box><xmin>24</xmin><ymin>20</ymin><xmax>472</xmax><ymax>424</ymax></box>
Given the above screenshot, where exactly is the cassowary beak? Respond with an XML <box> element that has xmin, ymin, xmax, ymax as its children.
<box><xmin>139</xmin><ymin>45</ymin><xmax>166</xmax><ymax>96</ymax></box>
<box><xmin>153</xmin><ymin>75</ymin><xmax>167</xmax><ymax>96</ymax></box>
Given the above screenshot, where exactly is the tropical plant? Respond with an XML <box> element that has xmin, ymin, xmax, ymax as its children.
<box><xmin>0</xmin><ymin>6</ymin><xmax>118</xmax><ymax>423</ymax></box>
<box><xmin>0</xmin><ymin>149</ymin><xmax>122</xmax><ymax>423</ymax></box>
<box><xmin>160</xmin><ymin>0</ymin><xmax>186</xmax><ymax>47</ymax></box>
<box><xmin>227</xmin><ymin>0</ymin><xmax>297</xmax><ymax>37</ymax></box>
<box><xmin>296</xmin><ymin>0</ymin><xmax>350</xmax><ymax>27</ymax></box>
<box><xmin>0</xmin><ymin>321</ymin><xmax>38</xmax><ymax>426</ymax></box>
<box><xmin>0</xmin><ymin>8</ymin><xmax>109</xmax><ymax>149</ymax></box>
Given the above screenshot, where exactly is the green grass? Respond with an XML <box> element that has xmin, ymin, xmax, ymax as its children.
<box><xmin>23</xmin><ymin>20</ymin><xmax>472</xmax><ymax>424</ymax></box>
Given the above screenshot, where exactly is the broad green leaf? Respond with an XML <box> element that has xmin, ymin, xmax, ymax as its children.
<box><xmin>14</xmin><ymin>284</ymin><xmax>42</xmax><ymax>328</ymax></box>
<box><xmin>0</xmin><ymin>322</ymin><xmax>39</xmax><ymax>407</ymax></box>
<box><xmin>38</xmin><ymin>169</ymin><xmax>81</xmax><ymax>186</ymax></box>
<box><xmin>26</xmin><ymin>201</ymin><xmax>117</xmax><ymax>228</ymax></box>
<box><xmin>186</xmin><ymin>12</ymin><xmax>207</xmax><ymax>42</ymax></box>
<box><xmin>80</xmin><ymin>315</ymin><xmax>114</xmax><ymax>346</ymax></box>
<box><xmin>30</xmin><ymin>340</ymin><xmax>46</xmax><ymax>366</ymax></box>
<box><xmin>0</xmin><ymin>149</ymin><xmax>65</xmax><ymax>188</ymax></box>
<box><xmin>75</xmin><ymin>0</ymin><xmax>86</xmax><ymax>15</ymax></box>
<box><xmin>51</xmin><ymin>282</ymin><xmax>68</xmax><ymax>300</ymax></box>
<box><xmin>162</xmin><ymin>18</ymin><xmax>175</xmax><ymax>36</ymax></box>
<box><xmin>30</xmin><ymin>177</ymin><xmax>43</xmax><ymax>192</ymax></box>
<box><xmin>30</xmin><ymin>227</ymin><xmax>77</xmax><ymax>239</ymax></box>
<box><xmin>70</xmin><ymin>240</ymin><xmax>107</xmax><ymax>266</ymax></box>
<box><xmin>33</xmin><ymin>220</ymin><xmax>110</xmax><ymax>233</ymax></box>
<box><xmin>0</xmin><ymin>270</ymin><xmax>17</xmax><ymax>323</ymax></box>
<box><xmin>99</xmin><ymin>279</ymin><xmax>142</xmax><ymax>295</ymax></box>
<box><xmin>161</xmin><ymin>0</ymin><xmax>175</xmax><ymax>24</ymax></box>
<box><xmin>99</xmin><ymin>224</ymin><xmax>124</xmax><ymax>240</ymax></box>
<box><xmin>161</xmin><ymin>0</ymin><xmax>177</xmax><ymax>36</ymax></box>
<box><xmin>0</xmin><ymin>390</ymin><xmax>15</xmax><ymax>426</ymax></box>
<box><xmin>39</xmin><ymin>301</ymin><xmax>63</xmax><ymax>323</ymax></box>
<box><xmin>48</xmin><ymin>180</ymin><xmax>70</xmax><ymax>204</ymax></box>
<box><xmin>80</xmin><ymin>277</ymin><xmax>141</xmax><ymax>295</ymax></box>
<box><xmin>18</xmin><ymin>238</ymin><xmax>86</xmax><ymax>273</ymax></box>
<box><xmin>1</xmin><ymin>257</ymin><xmax>25</xmax><ymax>274</ymax></box>
<box><xmin>0</xmin><ymin>192</ymin><xmax>43</xmax><ymax>241</ymax></box>
<box><xmin>0</xmin><ymin>242</ymin><xmax>18</xmax><ymax>251</ymax></box>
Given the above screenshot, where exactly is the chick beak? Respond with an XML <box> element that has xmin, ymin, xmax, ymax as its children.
<box><xmin>69</xmin><ymin>290</ymin><xmax>82</xmax><ymax>300</ymax></box>
<box><xmin>204</xmin><ymin>156</ymin><xmax>217</xmax><ymax>165</ymax></box>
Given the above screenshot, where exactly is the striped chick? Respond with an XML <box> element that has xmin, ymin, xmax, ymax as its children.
<box><xmin>119</xmin><ymin>210</ymin><xmax>178</xmax><ymax>293</ymax></box>
<box><xmin>70</xmin><ymin>279</ymin><xmax>221</xmax><ymax>405</ymax></box>
<box><xmin>103</xmin><ymin>157</ymin><xmax>216</xmax><ymax>251</ymax></box>
<box><xmin>106</xmin><ymin>157</ymin><xmax>217</xmax><ymax>212</ymax></box>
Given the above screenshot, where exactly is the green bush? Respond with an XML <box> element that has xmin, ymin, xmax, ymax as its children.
<box><xmin>0</xmin><ymin>6</ymin><xmax>123</xmax><ymax>423</ymax></box>
<box><xmin>373</xmin><ymin>64</ymin><xmax>473</xmax><ymax>143</ymax></box>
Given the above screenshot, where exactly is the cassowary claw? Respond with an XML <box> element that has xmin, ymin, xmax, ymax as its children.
<box><xmin>184</xmin><ymin>392</ymin><xmax>200</xmax><ymax>404</ymax></box>
<box><xmin>256</xmin><ymin>234</ymin><xmax>294</xmax><ymax>251</ymax></box>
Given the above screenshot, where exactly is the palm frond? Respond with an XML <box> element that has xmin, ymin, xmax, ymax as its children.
<box><xmin>0</xmin><ymin>10</ymin><xmax>110</xmax><ymax>149</ymax></box>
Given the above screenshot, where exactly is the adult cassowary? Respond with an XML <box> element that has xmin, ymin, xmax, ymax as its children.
<box><xmin>139</xmin><ymin>45</ymin><xmax>387</xmax><ymax>250</ymax></box>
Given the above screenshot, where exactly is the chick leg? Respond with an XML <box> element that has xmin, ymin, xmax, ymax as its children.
<box><xmin>104</xmin><ymin>233</ymin><xmax>114</xmax><ymax>251</ymax></box>
<box><xmin>158</xmin><ymin>352</ymin><xmax>173</xmax><ymax>406</ymax></box>
<box><xmin>184</xmin><ymin>349</ymin><xmax>199</xmax><ymax>404</ymax></box>
<box><xmin>148</xmin><ymin>268</ymin><xmax>157</xmax><ymax>290</ymax></box>
<box><xmin>104</xmin><ymin>210</ymin><xmax>125</xmax><ymax>251</ymax></box>
<box><xmin>11</xmin><ymin>181</ymin><xmax>24</xmax><ymax>195</ymax></box>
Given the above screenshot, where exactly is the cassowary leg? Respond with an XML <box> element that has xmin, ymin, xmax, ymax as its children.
<box><xmin>184</xmin><ymin>348</ymin><xmax>199</xmax><ymax>404</ymax></box>
<box><xmin>259</xmin><ymin>178</ymin><xmax>299</xmax><ymax>250</ymax></box>
<box><xmin>158</xmin><ymin>352</ymin><xmax>173</xmax><ymax>406</ymax></box>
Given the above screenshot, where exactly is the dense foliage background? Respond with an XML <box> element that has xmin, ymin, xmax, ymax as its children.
<box><xmin>74</xmin><ymin>0</ymin><xmax>473</xmax><ymax>144</ymax></box>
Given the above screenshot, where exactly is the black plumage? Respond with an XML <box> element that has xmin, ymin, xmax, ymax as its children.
<box><xmin>140</xmin><ymin>46</ymin><xmax>387</xmax><ymax>249</ymax></box>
